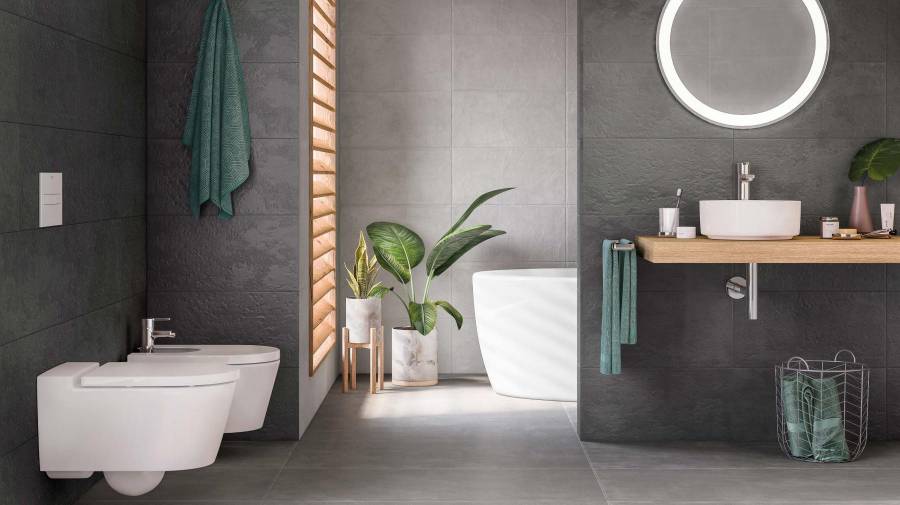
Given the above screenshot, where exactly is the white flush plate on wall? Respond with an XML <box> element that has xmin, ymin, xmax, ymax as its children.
<box><xmin>39</xmin><ymin>172</ymin><xmax>62</xmax><ymax>228</ymax></box>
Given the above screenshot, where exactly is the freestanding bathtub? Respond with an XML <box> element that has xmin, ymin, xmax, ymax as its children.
<box><xmin>472</xmin><ymin>268</ymin><xmax>576</xmax><ymax>401</ymax></box>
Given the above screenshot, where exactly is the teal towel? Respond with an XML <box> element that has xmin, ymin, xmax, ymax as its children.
<box><xmin>600</xmin><ymin>239</ymin><xmax>637</xmax><ymax>375</ymax></box>
<box><xmin>182</xmin><ymin>0</ymin><xmax>251</xmax><ymax>219</ymax></box>
<box><xmin>781</xmin><ymin>374</ymin><xmax>850</xmax><ymax>462</ymax></box>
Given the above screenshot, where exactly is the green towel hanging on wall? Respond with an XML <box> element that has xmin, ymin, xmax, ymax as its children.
<box><xmin>600</xmin><ymin>239</ymin><xmax>637</xmax><ymax>375</ymax></box>
<box><xmin>183</xmin><ymin>0</ymin><xmax>251</xmax><ymax>219</ymax></box>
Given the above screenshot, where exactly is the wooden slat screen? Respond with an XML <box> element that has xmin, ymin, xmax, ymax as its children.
<box><xmin>308</xmin><ymin>0</ymin><xmax>338</xmax><ymax>375</ymax></box>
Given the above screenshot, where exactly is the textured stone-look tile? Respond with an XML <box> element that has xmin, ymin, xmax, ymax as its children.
<box><xmin>244</xmin><ymin>62</ymin><xmax>300</xmax><ymax>139</ymax></box>
<box><xmin>452</xmin><ymin>91</ymin><xmax>565</xmax><ymax>147</ymax></box>
<box><xmin>147</xmin><ymin>62</ymin><xmax>194</xmax><ymax>139</ymax></box>
<box><xmin>735</xmin><ymin>62</ymin><xmax>885</xmax><ymax>139</ymax></box>
<box><xmin>0</xmin><ymin>12</ymin><xmax>19</xmax><ymax>122</ymax></box>
<box><xmin>147</xmin><ymin>0</ymin><xmax>205</xmax><ymax>62</ymax></box>
<box><xmin>449</xmin><ymin>260</ymin><xmax>567</xmax><ymax>318</ymax></box>
<box><xmin>148</xmin><ymin>138</ymin><xmax>298</xmax><ymax>216</ymax></box>
<box><xmin>733</xmin><ymin>291</ymin><xmax>885</xmax><ymax>368</ymax></box>
<box><xmin>340</xmin><ymin>35</ymin><xmax>450</xmax><ymax>92</ymax></box>
<box><xmin>733</xmin><ymin>138</ymin><xmax>872</xmax><ymax>217</ymax></box>
<box><xmin>267</xmin><ymin>468</ymin><xmax>603</xmax><ymax>502</ymax></box>
<box><xmin>582</xmin><ymin>62</ymin><xmax>730</xmax><ymax>139</ymax></box>
<box><xmin>453</xmin><ymin>0</ymin><xmax>566</xmax><ymax>35</ymax></box>
<box><xmin>231</xmin><ymin>0</ymin><xmax>300</xmax><ymax>62</ymax></box>
<box><xmin>580</xmin><ymin>367</ymin><xmax>773</xmax><ymax>442</ymax></box>
<box><xmin>580</xmin><ymin>138</ymin><xmax>733</xmax><ymax>215</ymax></box>
<box><xmin>340</xmin><ymin>92</ymin><xmax>451</xmax><ymax>147</ymax></box>
<box><xmin>82</xmin><ymin>466</ymin><xmax>278</xmax><ymax>501</ymax></box>
<box><xmin>887</xmin><ymin>293</ymin><xmax>900</xmax><ymax>365</ymax></box>
<box><xmin>886</xmin><ymin>368</ymin><xmax>900</xmax><ymax>439</ymax></box>
<box><xmin>340</xmin><ymin>148</ymin><xmax>451</xmax><ymax>205</ymax></box>
<box><xmin>451</xmin><ymin>148</ymin><xmax>566</xmax><ymax>205</ymax></box>
<box><xmin>598</xmin><ymin>468</ymin><xmax>900</xmax><ymax>503</ymax></box>
<box><xmin>147</xmin><ymin>214</ymin><xmax>299</xmax><ymax>292</ymax></box>
<box><xmin>582</xmin><ymin>290</ymin><xmax>733</xmax><ymax>369</ymax></box>
<box><xmin>453</xmin><ymin>35</ymin><xmax>565</xmax><ymax>91</ymax></box>
<box><xmin>1</xmin><ymin>437</ymin><xmax>96</xmax><ymax>505</ymax></box>
<box><xmin>147</xmin><ymin>291</ymin><xmax>300</xmax><ymax>367</ymax></box>
<box><xmin>0</xmin><ymin>123</ymin><xmax>20</xmax><ymax>233</ymax></box>
<box><xmin>822</xmin><ymin>0</ymin><xmax>887</xmax><ymax>62</ymax></box>
<box><xmin>758</xmin><ymin>264</ymin><xmax>886</xmax><ymax>292</ymax></box>
<box><xmin>340</xmin><ymin>0</ymin><xmax>450</xmax><ymax>35</ymax></box>
<box><xmin>451</xmin><ymin>205</ymin><xmax>566</xmax><ymax>262</ymax></box>
<box><xmin>581</xmin><ymin>0</ymin><xmax>663</xmax><ymax>63</ymax></box>
<box><xmin>887</xmin><ymin>61</ymin><xmax>900</xmax><ymax>137</ymax></box>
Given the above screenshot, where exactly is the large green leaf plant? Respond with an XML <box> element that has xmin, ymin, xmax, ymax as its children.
<box><xmin>366</xmin><ymin>188</ymin><xmax>512</xmax><ymax>336</ymax></box>
<box><xmin>849</xmin><ymin>138</ymin><xmax>900</xmax><ymax>183</ymax></box>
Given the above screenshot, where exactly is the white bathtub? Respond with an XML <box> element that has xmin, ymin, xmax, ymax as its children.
<box><xmin>472</xmin><ymin>268</ymin><xmax>576</xmax><ymax>401</ymax></box>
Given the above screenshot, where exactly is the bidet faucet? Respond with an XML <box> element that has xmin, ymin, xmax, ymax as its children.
<box><xmin>737</xmin><ymin>161</ymin><xmax>755</xmax><ymax>200</ymax></box>
<box><xmin>140</xmin><ymin>317</ymin><xmax>176</xmax><ymax>353</ymax></box>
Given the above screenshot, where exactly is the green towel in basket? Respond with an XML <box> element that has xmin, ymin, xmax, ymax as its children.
<box><xmin>182</xmin><ymin>0</ymin><xmax>251</xmax><ymax>219</ymax></box>
<box><xmin>781</xmin><ymin>374</ymin><xmax>850</xmax><ymax>462</ymax></box>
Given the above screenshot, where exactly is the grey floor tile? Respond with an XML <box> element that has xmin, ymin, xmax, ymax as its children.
<box><xmin>266</xmin><ymin>468</ymin><xmax>605</xmax><ymax>502</ymax></box>
<box><xmin>596</xmin><ymin>468</ymin><xmax>900</xmax><ymax>503</ymax></box>
<box><xmin>213</xmin><ymin>441</ymin><xmax>297</xmax><ymax>468</ymax></box>
<box><xmin>79</xmin><ymin>467</ymin><xmax>278</xmax><ymax>501</ymax></box>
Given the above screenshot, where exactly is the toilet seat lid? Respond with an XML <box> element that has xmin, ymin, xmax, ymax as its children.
<box><xmin>80</xmin><ymin>362</ymin><xmax>239</xmax><ymax>388</ymax></box>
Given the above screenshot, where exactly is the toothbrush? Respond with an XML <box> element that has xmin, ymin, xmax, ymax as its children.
<box><xmin>674</xmin><ymin>188</ymin><xmax>683</xmax><ymax>209</ymax></box>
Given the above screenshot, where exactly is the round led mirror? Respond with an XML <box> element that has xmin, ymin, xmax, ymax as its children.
<box><xmin>656</xmin><ymin>0</ymin><xmax>829</xmax><ymax>129</ymax></box>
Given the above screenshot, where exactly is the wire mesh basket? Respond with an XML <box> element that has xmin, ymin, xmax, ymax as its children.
<box><xmin>775</xmin><ymin>350</ymin><xmax>869</xmax><ymax>463</ymax></box>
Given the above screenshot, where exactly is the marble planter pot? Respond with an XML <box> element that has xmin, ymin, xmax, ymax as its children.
<box><xmin>345</xmin><ymin>298</ymin><xmax>382</xmax><ymax>344</ymax></box>
<box><xmin>391</xmin><ymin>327</ymin><xmax>438</xmax><ymax>386</ymax></box>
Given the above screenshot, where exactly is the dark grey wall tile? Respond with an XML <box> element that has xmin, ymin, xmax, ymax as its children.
<box><xmin>148</xmin><ymin>138</ymin><xmax>299</xmax><ymax>216</ymax></box>
<box><xmin>579</xmin><ymin>367</ymin><xmax>773</xmax><ymax>441</ymax></box>
<box><xmin>0</xmin><ymin>437</ymin><xmax>96</xmax><ymax>505</ymax></box>
<box><xmin>582</xmin><ymin>62</ymin><xmax>730</xmax><ymax>139</ymax></box>
<box><xmin>886</xmin><ymin>368</ymin><xmax>900</xmax><ymax>439</ymax></box>
<box><xmin>887</xmin><ymin>61</ymin><xmax>900</xmax><ymax>136</ymax></box>
<box><xmin>733</xmin><ymin>63</ymin><xmax>885</xmax><ymax>139</ymax></box>
<box><xmin>225</xmin><ymin>366</ymin><xmax>300</xmax><ymax>441</ymax></box>
<box><xmin>0</xmin><ymin>123</ymin><xmax>20</xmax><ymax>233</ymax></box>
<box><xmin>580</xmin><ymin>0</ymin><xmax>662</xmax><ymax>63</ymax></box>
<box><xmin>759</xmin><ymin>264</ymin><xmax>885</xmax><ymax>292</ymax></box>
<box><xmin>146</xmin><ymin>291</ymin><xmax>300</xmax><ymax>367</ymax></box>
<box><xmin>0</xmin><ymin>12</ymin><xmax>19</xmax><ymax>122</ymax></box>
<box><xmin>870</xmin><ymin>367</ymin><xmax>888</xmax><ymax>441</ymax></box>
<box><xmin>888</xmin><ymin>0</ymin><xmax>900</xmax><ymax>61</ymax></box>
<box><xmin>244</xmin><ymin>63</ymin><xmax>300</xmax><ymax>139</ymax></box>
<box><xmin>147</xmin><ymin>215</ymin><xmax>300</xmax><ymax>292</ymax></box>
<box><xmin>884</xmin><ymin>292</ymin><xmax>900</xmax><ymax>365</ymax></box>
<box><xmin>822</xmin><ymin>0</ymin><xmax>886</xmax><ymax>62</ymax></box>
<box><xmin>580</xmin><ymin>138</ymin><xmax>733</xmax><ymax>215</ymax></box>
<box><xmin>147</xmin><ymin>62</ymin><xmax>193</xmax><ymax>139</ymax></box>
<box><xmin>146</xmin><ymin>0</ymin><xmax>205</xmax><ymax>62</ymax></box>
<box><xmin>231</xmin><ymin>0</ymin><xmax>300</xmax><ymax>62</ymax></box>
<box><xmin>733</xmin><ymin>291</ymin><xmax>885</xmax><ymax>368</ymax></box>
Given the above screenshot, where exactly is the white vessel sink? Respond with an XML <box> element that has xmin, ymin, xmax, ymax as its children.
<box><xmin>700</xmin><ymin>200</ymin><xmax>801</xmax><ymax>240</ymax></box>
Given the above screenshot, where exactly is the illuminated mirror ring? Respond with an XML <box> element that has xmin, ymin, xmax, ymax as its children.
<box><xmin>656</xmin><ymin>0</ymin><xmax>830</xmax><ymax>129</ymax></box>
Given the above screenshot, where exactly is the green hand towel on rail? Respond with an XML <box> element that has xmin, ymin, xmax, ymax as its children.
<box><xmin>781</xmin><ymin>374</ymin><xmax>849</xmax><ymax>462</ymax></box>
<box><xmin>182</xmin><ymin>0</ymin><xmax>251</xmax><ymax>219</ymax></box>
<box><xmin>600</xmin><ymin>239</ymin><xmax>637</xmax><ymax>375</ymax></box>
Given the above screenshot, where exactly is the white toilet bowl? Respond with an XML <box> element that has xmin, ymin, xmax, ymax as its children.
<box><xmin>38</xmin><ymin>361</ymin><xmax>239</xmax><ymax>496</ymax></box>
<box><xmin>128</xmin><ymin>345</ymin><xmax>279</xmax><ymax>433</ymax></box>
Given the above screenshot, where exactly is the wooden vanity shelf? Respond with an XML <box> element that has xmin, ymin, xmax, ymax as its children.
<box><xmin>635</xmin><ymin>236</ymin><xmax>900</xmax><ymax>264</ymax></box>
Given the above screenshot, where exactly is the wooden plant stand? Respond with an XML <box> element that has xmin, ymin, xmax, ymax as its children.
<box><xmin>341</xmin><ymin>326</ymin><xmax>384</xmax><ymax>394</ymax></box>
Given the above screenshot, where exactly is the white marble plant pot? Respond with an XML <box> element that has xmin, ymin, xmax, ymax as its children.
<box><xmin>391</xmin><ymin>327</ymin><xmax>438</xmax><ymax>386</ymax></box>
<box><xmin>345</xmin><ymin>297</ymin><xmax>382</xmax><ymax>344</ymax></box>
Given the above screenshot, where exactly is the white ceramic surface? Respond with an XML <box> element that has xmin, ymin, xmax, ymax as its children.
<box><xmin>128</xmin><ymin>345</ymin><xmax>280</xmax><ymax>433</ymax></box>
<box><xmin>700</xmin><ymin>200</ymin><xmax>801</xmax><ymax>240</ymax></box>
<box><xmin>346</xmin><ymin>297</ymin><xmax>382</xmax><ymax>344</ymax></box>
<box><xmin>39</xmin><ymin>362</ymin><xmax>237</xmax><ymax>496</ymax></box>
<box><xmin>391</xmin><ymin>327</ymin><xmax>438</xmax><ymax>386</ymax></box>
<box><xmin>473</xmin><ymin>268</ymin><xmax>577</xmax><ymax>401</ymax></box>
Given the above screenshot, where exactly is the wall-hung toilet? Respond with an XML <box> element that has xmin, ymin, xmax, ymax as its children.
<box><xmin>128</xmin><ymin>344</ymin><xmax>280</xmax><ymax>433</ymax></box>
<box><xmin>38</xmin><ymin>361</ymin><xmax>239</xmax><ymax>496</ymax></box>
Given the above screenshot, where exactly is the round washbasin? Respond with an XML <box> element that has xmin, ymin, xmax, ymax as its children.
<box><xmin>700</xmin><ymin>200</ymin><xmax>801</xmax><ymax>240</ymax></box>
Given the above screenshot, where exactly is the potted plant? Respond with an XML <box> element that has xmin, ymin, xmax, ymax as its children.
<box><xmin>344</xmin><ymin>231</ymin><xmax>388</xmax><ymax>344</ymax></box>
<box><xmin>848</xmin><ymin>138</ymin><xmax>900</xmax><ymax>232</ymax></box>
<box><xmin>366</xmin><ymin>187</ymin><xmax>512</xmax><ymax>386</ymax></box>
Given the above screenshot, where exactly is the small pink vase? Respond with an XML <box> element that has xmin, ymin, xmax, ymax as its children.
<box><xmin>849</xmin><ymin>186</ymin><xmax>874</xmax><ymax>233</ymax></box>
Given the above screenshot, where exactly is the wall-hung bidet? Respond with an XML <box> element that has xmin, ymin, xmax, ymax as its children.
<box><xmin>127</xmin><ymin>319</ymin><xmax>280</xmax><ymax>433</ymax></box>
<box><xmin>38</xmin><ymin>361</ymin><xmax>239</xmax><ymax>496</ymax></box>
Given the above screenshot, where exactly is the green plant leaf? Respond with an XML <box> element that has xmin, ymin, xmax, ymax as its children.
<box><xmin>434</xmin><ymin>300</ymin><xmax>463</xmax><ymax>329</ymax></box>
<box><xmin>443</xmin><ymin>187</ymin><xmax>513</xmax><ymax>239</ymax></box>
<box><xmin>368</xmin><ymin>283</ymin><xmax>389</xmax><ymax>299</ymax></box>
<box><xmin>344</xmin><ymin>264</ymin><xmax>360</xmax><ymax>298</ymax></box>
<box><xmin>366</xmin><ymin>222</ymin><xmax>424</xmax><ymax>284</ymax></box>
<box><xmin>432</xmin><ymin>229</ymin><xmax>506</xmax><ymax>277</ymax></box>
<box><xmin>354</xmin><ymin>231</ymin><xmax>368</xmax><ymax>294</ymax></box>
<box><xmin>850</xmin><ymin>138</ymin><xmax>900</xmax><ymax>182</ymax></box>
<box><xmin>408</xmin><ymin>300</ymin><xmax>437</xmax><ymax>335</ymax></box>
<box><xmin>426</xmin><ymin>225</ymin><xmax>491</xmax><ymax>274</ymax></box>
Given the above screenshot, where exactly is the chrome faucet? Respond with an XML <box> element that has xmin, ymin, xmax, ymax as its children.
<box><xmin>140</xmin><ymin>318</ymin><xmax>176</xmax><ymax>352</ymax></box>
<box><xmin>737</xmin><ymin>161</ymin><xmax>755</xmax><ymax>200</ymax></box>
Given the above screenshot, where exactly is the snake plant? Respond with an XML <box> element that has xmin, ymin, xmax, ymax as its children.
<box><xmin>366</xmin><ymin>188</ymin><xmax>513</xmax><ymax>336</ymax></box>
<box><xmin>344</xmin><ymin>231</ymin><xmax>388</xmax><ymax>299</ymax></box>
